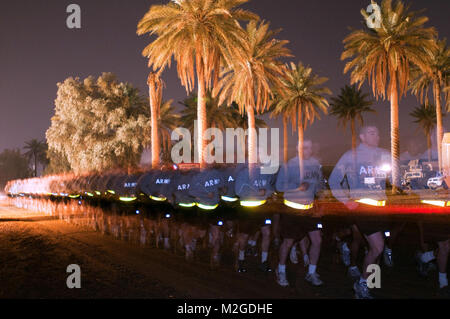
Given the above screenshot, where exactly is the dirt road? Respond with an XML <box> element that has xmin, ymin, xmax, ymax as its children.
<box><xmin>0</xmin><ymin>200</ymin><xmax>446</xmax><ymax>299</ymax></box>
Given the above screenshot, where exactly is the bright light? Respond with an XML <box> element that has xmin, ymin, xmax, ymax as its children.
<box><xmin>240</xmin><ymin>200</ymin><xmax>267</xmax><ymax>208</ymax></box>
<box><xmin>265</xmin><ymin>219</ymin><xmax>272</xmax><ymax>225</ymax></box>
<box><xmin>221</xmin><ymin>196</ymin><xmax>239</xmax><ymax>202</ymax></box>
<box><xmin>421</xmin><ymin>200</ymin><xmax>446</xmax><ymax>207</ymax></box>
<box><xmin>356</xmin><ymin>198</ymin><xmax>386</xmax><ymax>207</ymax></box>
<box><xmin>217</xmin><ymin>220</ymin><xmax>223</xmax><ymax>226</ymax></box>
<box><xmin>384</xmin><ymin>231</ymin><xmax>391</xmax><ymax>237</ymax></box>
<box><xmin>165</xmin><ymin>213</ymin><xmax>171</xmax><ymax>218</ymax></box>
<box><xmin>381</xmin><ymin>164</ymin><xmax>391</xmax><ymax>172</ymax></box>
<box><xmin>136</xmin><ymin>210</ymin><xmax>140</xmax><ymax>214</ymax></box>
<box><xmin>284</xmin><ymin>200</ymin><xmax>314</xmax><ymax>210</ymax></box>
<box><xmin>317</xmin><ymin>223</ymin><xmax>323</xmax><ymax>229</ymax></box>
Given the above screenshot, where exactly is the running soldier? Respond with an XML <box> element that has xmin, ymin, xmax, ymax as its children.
<box><xmin>329</xmin><ymin>125</ymin><xmax>392</xmax><ymax>299</ymax></box>
<box><xmin>275</xmin><ymin>139</ymin><xmax>325</xmax><ymax>287</ymax></box>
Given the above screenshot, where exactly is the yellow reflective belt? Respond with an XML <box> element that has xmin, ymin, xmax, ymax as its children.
<box><xmin>69</xmin><ymin>195</ymin><xmax>80</xmax><ymax>199</ymax></box>
<box><xmin>240</xmin><ymin>200</ymin><xmax>267</xmax><ymax>207</ymax></box>
<box><xmin>284</xmin><ymin>199</ymin><xmax>314</xmax><ymax>210</ymax></box>
<box><xmin>197</xmin><ymin>203</ymin><xmax>219</xmax><ymax>210</ymax></box>
<box><xmin>95</xmin><ymin>191</ymin><xmax>101</xmax><ymax>196</ymax></box>
<box><xmin>355</xmin><ymin>198</ymin><xmax>386</xmax><ymax>207</ymax></box>
<box><xmin>86</xmin><ymin>192</ymin><xmax>94</xmax><ymax>197</ymax></box>
<box><xmin>150</xmin><ymin>195</ymin><xmax>167</xmax><ymax>202</ymax></box>
<box><xmin>119</xmin><ymin>197</ymin><xmax>137</xmax><ymax>202</ymax></box>
<box><xmin>107</xmin><ymin>190</ymin><xmax>116</xmax><ymax>194</ymax></box>
<box><xmin>421</xmin><ymin>200</ymin><xmax>446</xmax><ymax>207</ymax></box>
<box><xmin>179</xmin><ymin>203</ymin><xmax>196</xmax><ymax>208</ymax></box>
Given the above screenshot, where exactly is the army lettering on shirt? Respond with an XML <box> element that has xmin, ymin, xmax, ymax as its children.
<box><xmin>155</xmin><ymin>178</ymin><xmax>171</xmax><ymax>185</ymax></box>
<box><xmin>329</xmin><ymin>143</ymin><xmax>391</xmax><ymax>203</ymax></box>
<box><xmin>205</xmin><ymin>179</ymin><xmax>221</xmax><ymax>188</ymax></box>
<box><xmin>177</xmin><ymin>183</ymin><xmax>190</xmax><ymax>191</ymax></box>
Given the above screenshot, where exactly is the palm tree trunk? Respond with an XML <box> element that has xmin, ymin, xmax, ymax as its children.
<box><xmin>351</xmin><ymin>118</ymin><xmax>357</xmax><ymax>176</ymax></box>
<box><xmin>426</xmin><ymin>131</ymin><xmax>432</xmax><ymax>163</ymax></box>
<box><xmin>196</xmin><ymin>53</ymin><xmax>207</xmax><ymax>169</ymax></box>
<box><xmin>247</xmin><ymin>105</ymin><xmax>258</xmax><ymax>178</ymax></box>
<box><xmin>297</xmin><ymin>108</ymin><xmax>304</xmax><ymax>181</ymax></box>
<box><xmin>351</xmin><ymin>119</ymin><xmax>357</xmax><ymax>155</ymax></box>
<box><xmin>283</xmin><ymin>115</ymin><xmax>288</xmax><ymax>164</ymax></box>
<box><xmin>434</xmin><ymin>82</ymin><xmax>443</xmax><ymax>172</ymax></box>
<box><xmin>34</xmin><ymin>153</ymin><xmax>37</xmax><ymax>177</ymax></box>
<box><xmin>149</xmin><ymin>84</ymin><xmax>160</xmax><ymax>169</ymax></box>
<box><xmin>390</xmin><ymin>74</ymin><xmax>400</xmax><ymax>193</ymax></box>
<box><xmin>240</xmin><ymin>133</ymin><xmax>246</xmax><ymax>162</ymax></box>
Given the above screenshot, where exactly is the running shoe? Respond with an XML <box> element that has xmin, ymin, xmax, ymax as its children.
<box><xmin>338</xmin><ymin>242</ymin><xmax>351</xmax><ymax>267</ymax></box>
<box><xmin>290</xmin><ymin>246</ymin><xmax>299</xmax><ymax>264</ymax></box>
<box><xmin>305</xmin><ymin>273</ymin><xmax>323</xmax><ymax>286</ymax></box>
<box><xmin>258</xmin><ymin>261</ymin><xmax>273</xmax><ymax>272</ymax></box>
<box><xmin>353</xmin><ymin>281</ymin><xmax>374</xmax><ymax>299</ymax></box>
<box><xmin>237</xmin><ymin>260</ymin><xmax>247</xmax><ymax>273</ymax></box>
<box><xmin>348</xmin><ymin>266</ymin><xmax>361</xmax><ymax>279</ymax></box>
<box><xmin>276</xmin><ymin>269</ymin><xmax>289</xmax><ymax>287</ymax></box>
<box><xmin>383</xmin><ymin>247</ymin><xmax>394</xmax><ymax>267</ymax></box>
<box><xmin>415</xmin><ymin>251</ymin><xmax>428</xmax><ymax>277</ymax></box>
<box><xmin>437</xmin><ymin>286</ymin><xmax>450</xmax><ymax>298</ymax></box>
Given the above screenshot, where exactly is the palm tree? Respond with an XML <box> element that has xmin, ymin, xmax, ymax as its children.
<box><xmin>158</xmin><ymin>100</ymin><xmax>181</xmax><ymax>164</ymax></box>
<box><xmin>147</xmin><ymin>72</ymin><xmax>164</xmax><ymax>168</ymax></box>
<box><xmin>269</xmin><ymin>94</ymin><xmax>291</xmax><ymax>165</ymax></box>
<box><xmin>180</xmin><ymin>91</ymin><xmax>266</xmax><ymax>158</ymax></box>
<box><xmin>330</xmin><ymin>85</ymin><xmax>375</xmax><ymax>155</ymax></box>
<box><xmin>410</xmin><ymin>38</ymin><xmax>450</xmax><ymax>171</ymax></box>
<box><xmin>272</xmin><ymin>62</ymin><xmax>331</xmax><ymax>179</ymax></box>
<box><xmin>180</xmin><ymin>91</ymin><xmax>241</xmax><ymax>132</ymax></box>
<box><xmin>214</xmin><ymin>20</ymin><xmax>291</xmax><ymax>172</ymax></box>
<box><xmin>342</xmin><ymin>0</ymin><xmax>437</xmax><ymax>192</ymax></box>
<box><xmin>410</xmin><ymin>104</ymin><xmax>444</xmax><ymax>162</ymax></box>
<box><xmin>23</xmin><ymin>139</ymin><xmax>47</xmax><ymax>177</ymax></box>
<box><xmin>137</xmin><ymin>0</ymin><xmax>258</xmax><ymax>168</ymax></box>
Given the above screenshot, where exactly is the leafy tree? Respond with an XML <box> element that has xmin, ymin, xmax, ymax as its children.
<box><xmin>43</xmin><ymin>149</ymin><xmax>71</xmax><ymax>175</ymax></box>
<box><xmin>0</xmin><ymin>149</ymin><xmax>31</xmax><ymax>189</ymax></box>
<box><xmin>46</xmin><ymin>73</ymin><xmax>151</xmax><ymax>174</ymax></box>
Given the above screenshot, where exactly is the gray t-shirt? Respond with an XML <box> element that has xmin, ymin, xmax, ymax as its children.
<box><xmin>329</xmin><ymin>143</ymin><xmax>391</xmax><ymax>203</ymax></box>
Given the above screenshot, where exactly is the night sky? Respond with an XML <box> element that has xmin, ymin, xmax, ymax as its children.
<box><xmin>1</xmin><ymin>0</ymin><xmax>449</xmax><ymax>165</ymax></box>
